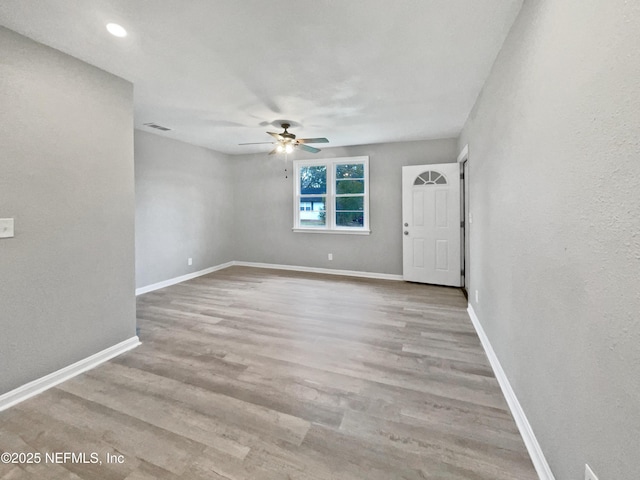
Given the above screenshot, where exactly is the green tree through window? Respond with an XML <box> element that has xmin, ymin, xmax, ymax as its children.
<box><xmin>335</xmin><ymin>163</ymin><xmax>365</xmax><ymax>227</ymax></box>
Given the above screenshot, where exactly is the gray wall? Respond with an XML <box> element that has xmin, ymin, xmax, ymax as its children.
<box><xmin>135</xmin><ymin>130</ymin><xmax>234</xmax><ymax>288</ymax></box>
<box><xmin>231</xmin><ymin>139</ymin><xmax>457</xmax><ymax>275</ymax></box>
<box><xmin>459</xmin><ymin>1</ymin><xmax>640</xmax><ymax>479</ymax></box>
<box><xmin>0</xmin><ymin>27</ymin><xmax>136</xmax><ymax>394</ymax></box>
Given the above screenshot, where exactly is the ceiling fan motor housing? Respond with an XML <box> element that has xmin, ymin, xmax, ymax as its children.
<box><xmin>280</xmin><ymin>123</ymin><xmax>296</xmax><ymax>140</ymax></box>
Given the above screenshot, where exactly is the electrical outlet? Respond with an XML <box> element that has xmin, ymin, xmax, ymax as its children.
<box><xmin>475</xmin><ymin>290</ymin><xmax>479</xmax><ymax>303</ymax></box>
<box><xmin>188</xmin><ymin>258</ymin><xmax>193</xmax><ymax>266</ymax></box>
<box><xmin>585</xmin><ymin>464</ymin><xmax>599</xmax><ymax>480</ymax></box>
<box><xmin>0</xmin><ymin>218</ymin><xmax>14</xmax><ymax>238</ymax></box>
<box><xmin>328</xmin><ymin>253</ymin><xmax>333</xmax><ymax>261</ymax></box>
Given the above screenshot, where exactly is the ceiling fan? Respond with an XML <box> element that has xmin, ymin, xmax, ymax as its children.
<box><xmin>239</xmin><ymin>123</ymin><xmax>329</xmax><ymax>154</ymax></box>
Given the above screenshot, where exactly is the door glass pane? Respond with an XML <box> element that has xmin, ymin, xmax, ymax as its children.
<box><xmin>336</xmin><ymin>179</ymin><xmax>364</xmax><ymax>194</ymax></box>
<box><xmin>336</xmin><ymin>212</ymin><xmax>364</xmax><ymax>227</ymax></box>
<box><xmin>336</xmin><ymin>163</ymin><xmax>364</xmax><ymax>179</ymax></box>
<box><xmin>299</xmin><ymin>197</ymin><xmax>325</xmax><ymax>227</ymax></box>
<box><xmin>300</xmin><ymin>166</ymin><xmax>326</xmax><ymax>195</ymax></box>
<box><xmin>336</xmin><ymin>196</ymin><xmax>364</xmax><ymax>211</ymax></box>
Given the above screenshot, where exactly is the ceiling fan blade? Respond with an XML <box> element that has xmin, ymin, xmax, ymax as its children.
<box><xmin>296</xmin><ymin>137</ymin><xmax>329</xmax><ymax>144</ymax></box>
<box><xmin>297</xmin><ymin>144</ymin><xmax>321</xmax><ymax>153</ymax></box>
<box><xmin>268</xmin><ymin>148</ymin><xmax>278</xmax><ymax>155</ymax></box>
<box><xmin>267</xmin><ymin>132</ymin><xmax>283</xmax><ymax>140</ymax></box>
<box><xmin>238</xmin><ymin>142</ymin><xmax>275</xmax><ymax>145</ymax></box>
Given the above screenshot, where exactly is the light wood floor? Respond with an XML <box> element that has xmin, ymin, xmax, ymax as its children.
<box><xmin>0</xmin><ymin>266</ymin><xmax>537</xmax><ymax>479</ymax></box>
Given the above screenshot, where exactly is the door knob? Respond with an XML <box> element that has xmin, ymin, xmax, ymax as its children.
<box><xmin>404</xmin><ymin>223</ymin><xmax>409</xmax><ymax>227</ymax></box>
<box><xmin>404</xmin><ymin>231</ymin><xmax>409</xmax><ymax>235</ymax></box>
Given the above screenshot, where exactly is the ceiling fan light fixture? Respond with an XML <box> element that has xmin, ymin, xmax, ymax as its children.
<box><xmin>239</xmin><ymin>123</ymin><xmax>329</xmax><ymax>155</ymax></box>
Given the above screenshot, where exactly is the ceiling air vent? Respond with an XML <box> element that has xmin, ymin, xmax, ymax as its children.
<box><xmin>143</xmin><ymin>122</ymin><xmax>172</xmax><ymax>132</ymax></box>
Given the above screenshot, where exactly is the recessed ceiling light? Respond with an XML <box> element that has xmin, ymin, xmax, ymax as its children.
<box><xmin>106</xmin><ymin>23</ymin><xmax>127</xmax><ymax>38</ymax></box>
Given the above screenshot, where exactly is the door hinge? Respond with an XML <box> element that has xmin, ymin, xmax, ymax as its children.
<box><xmin>461</xmin><ymin>269</ymin><xmax>465</xmax><ymax>276</ymax></box>
<box><xmin>460</xmin><ymin>221</ymin><xmax>464</xmax><ymax>228</ymax></box>
<box><xmin>460</xmin><ymin>173</ymin><xmax>464</xmax><ymax>180</ymax></box>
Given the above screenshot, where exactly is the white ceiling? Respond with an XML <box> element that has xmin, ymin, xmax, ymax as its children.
<box><xmin>0</xmin><ymin>0</ymin><xmax>522</xmax><ymax>155</ymax></box>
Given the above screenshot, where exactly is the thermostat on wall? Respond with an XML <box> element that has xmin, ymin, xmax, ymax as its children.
<box><xmin>0</xmin><ymin>218</ymin><xmax>15</xmax><ymax>238</ymax></box>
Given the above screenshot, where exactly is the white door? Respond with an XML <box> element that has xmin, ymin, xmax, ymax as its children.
<box><xmin>402</xmin><ymin>163</ymin><xmax>461</xmax><ymax>286</ymax></box>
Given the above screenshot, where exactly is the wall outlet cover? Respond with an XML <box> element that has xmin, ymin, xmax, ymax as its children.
<box><xmin>0</xmin><ymin>218</ymin><xmax>15</xmax><ymax>238</ymax></box>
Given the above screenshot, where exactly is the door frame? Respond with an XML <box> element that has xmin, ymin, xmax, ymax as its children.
<box><xmin>457</xmin><ymin>144</ymin><xmax>469</xmax><ymax>299</ymax></box>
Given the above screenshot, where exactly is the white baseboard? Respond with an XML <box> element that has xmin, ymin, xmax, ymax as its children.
<box><xmin>136</xmin><ymin>261</ymin><xmax>235</xmax><ymax>295</ymax></box>
<box><xmin>0</xmin><ymin>336</ymin><xmax>140</xmax><ymax>412</ymax></box>
<box><xmin>136</xmin><ymin>261</ymin><xmax>403</xmax><ymax>296</ymax></box>
<box><xmin>467</xmin><ymin>305</ymin><xmax>555</xmax><ymax>480</ymax></box>
<box><xmin>232</xmin><ymin>261</ymin><xmax>404</xmax><ymax>281</ymax></box>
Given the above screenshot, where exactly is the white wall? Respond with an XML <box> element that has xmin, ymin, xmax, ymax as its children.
<box><xmin>231</xmin><ymin>139</ymin><xmax>458</xmax><ymax>275</ymax></box>
<box><xmin>459</xmin><ymin>1</ymin><xmax>640</xmax><ymax>478</ymax></box>
<box><xmin>135</xmin><ymin>130</ymin><xmax>234</xmax><ymax>288</ymax></box>
<box><xmin>0</xmin><ymin>27</ymin><xmax>136</xmax><ymax>394</ymax></box>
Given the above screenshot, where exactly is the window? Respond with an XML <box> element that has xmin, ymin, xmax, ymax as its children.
<box><xmin>293</xmin><ymin>156</ymin><xmax>370</xmax><ymax>234</ymax></box>
<box><xmin>413</xmin><ymin>170</ymin><xmax>447</xmax><ymax>185</ymax></box>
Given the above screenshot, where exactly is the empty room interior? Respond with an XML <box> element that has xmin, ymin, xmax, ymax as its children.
<box><xmin>1</xmin><ymin>1</ymin><xmax>638</xmax><ymax>479</ymax></box>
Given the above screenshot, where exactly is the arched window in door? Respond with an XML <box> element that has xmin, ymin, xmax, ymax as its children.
<box><xmin>413</xmin><ymin>170</ymin><xmax>447</xmax><ymax>186</ymax></box>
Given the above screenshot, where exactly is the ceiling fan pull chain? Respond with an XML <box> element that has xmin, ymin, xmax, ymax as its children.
<box><xmin>284</xmin><ymin>152</ymin><xmax>288</xmax><ymax>178</ymax></box>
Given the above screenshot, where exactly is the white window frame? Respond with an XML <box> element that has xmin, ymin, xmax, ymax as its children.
<box><xmin>293</xmin><ymin>156</ymin><xmax>370</xmax><ymax>235</ymax></box>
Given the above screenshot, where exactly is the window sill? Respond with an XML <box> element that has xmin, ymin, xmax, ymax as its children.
<box><xmin>292</xmin><ymin>228</ymin><xmax>371</xmax><ymax>236</ymax></box>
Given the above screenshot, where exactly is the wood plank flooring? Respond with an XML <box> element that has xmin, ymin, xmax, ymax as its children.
<box><xmin>0</xmin><ymin>266</ymin><xmax>537</xmax><ymax>479</ymax></box>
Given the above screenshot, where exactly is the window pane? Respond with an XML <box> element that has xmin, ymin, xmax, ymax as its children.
<box><xmin>336</xmin><ymin>179</ymin><xmax>364</xmax><ymax>194</ymax></box>
<box><xmin>300</xmin><ymin>166</ymin><xmax>327</xmax><ymax>195</ymax></box>
<box><xmin>435</xmin><ymin>175</ymin><xmax>447</xmax><ymax>184</ymax></box>
<box><xmin>336</xmin><ymin>163</ymin><xmax>364</xmax><ymax>179</ymax></box>
<box><xmin>299</xmin><ymin>198</ymin><xmax>326</xmax><ymax>227</ymax></box>
<box><xmin>336</xmin><ymin>196</ymin><xmax>364</xmax><ymax>211</ymax></box>
<box><xmin>336</xmin><ymin>212</ymin><xmax>364</xmax><ymax>227</ymax></box>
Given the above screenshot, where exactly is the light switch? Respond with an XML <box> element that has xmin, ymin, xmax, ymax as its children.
<box><xmin>0</xmin><ymin>218</ymin><xmax>15</xmax><ymax>238</ymax></box>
